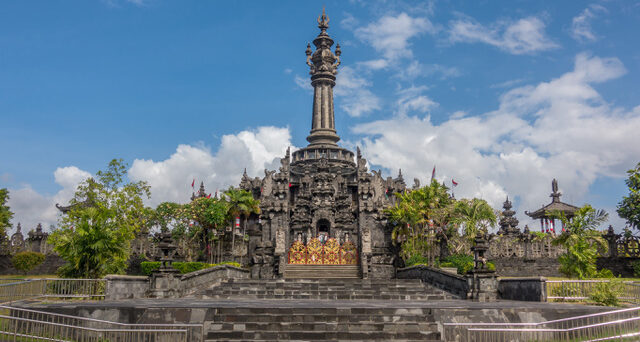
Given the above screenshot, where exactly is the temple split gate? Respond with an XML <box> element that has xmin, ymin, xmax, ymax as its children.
<box><xmin>288</xmin><ymin>238</ymin><xmax>358</xmax><ymax>265</ymax></box>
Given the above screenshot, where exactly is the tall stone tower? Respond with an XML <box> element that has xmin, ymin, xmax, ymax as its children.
<box><xmin>240</xmin><ymin>10</ymin><xmax>406</xmax><ymax>279</ymax></box>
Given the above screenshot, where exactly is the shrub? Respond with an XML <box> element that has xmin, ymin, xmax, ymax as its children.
<box><xmin>140</xmin><ymin>261</ymin><xmax>161</xmax><ymax>276</ymax></box>
<box><xmin>442</xmin><ymin>254</ymin><xmax>474</xmax><ymax>275</ymax></box>
<box><xmin>589</xmin><ymin>278</ymin><xmax>625</xmax><ymax>307</ymax></box>
<box><xmin>405</xmin><ymin>254</ymin><xmax>430</xmax><ymax>267</ymax></box>
<box><xmin>440</xmin><ymin>262</ymin><xmax>455</xmax><ymax>268</ymax></box>
<box><xmin>12</xmin><ymin>251</ymin><xmax>45</xmax><ymax>275</ymax></box>
<box><xmin>632</xmin><ymin>260</ymin><xmax>640</xmax><ymax>277</ymax></box>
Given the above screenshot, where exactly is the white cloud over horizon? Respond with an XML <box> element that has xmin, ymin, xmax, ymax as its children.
<box><xmin>128</xmin><ymin>126</ymin><xmax>294</xmax><ymax>207</ymax></box>
<box><xmin>449</xmin><ymin>15</ymin><xmax>558</xmax><ymax>54</ymax></box>
<box><xmin>352</xmin><ymin>53</ymin><xmax>638</xmax><ymax>231</ymax></box>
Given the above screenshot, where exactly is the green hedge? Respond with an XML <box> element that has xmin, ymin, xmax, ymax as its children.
<box><xmin>405</xmin><ymin>255</ymin><xmax>430</xmax><ymax>267</ymax></box>
<box><xmin>440</xmin><ymin>254</ymin><xmax>495</xmax><ymax>274</ymax></box>
<box><xmin>139</xmin><ymin>261</ymin><xmax>243</xmax><ymax>276</ymax></box>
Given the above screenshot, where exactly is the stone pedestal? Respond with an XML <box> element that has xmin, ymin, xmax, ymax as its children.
<box><xmin>148</xmin><ymin>270</ymin><xmax>182</xmax><ymax>298</ymax></box>
<box><xmin>466</xmin><ymin>271</ymin><xmax>498</xmax><ymax>302</ymax></box>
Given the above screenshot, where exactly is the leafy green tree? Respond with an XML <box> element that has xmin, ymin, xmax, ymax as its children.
<box><xmin>451</xmin><ymin>198</ymin><xmax>497</xmax><ymax>240</ymax></box>
<box><xmin>223</xmin><ymin>187</ymin><xmax>260</xmax><ymax>262</ymax></box>
<box><xmin>51</xmin><ymin>207</ymin><xmax>129</xmax><ymax>278</ymax></box>
<box><xmin>552</xmin><ymin>205</ymin><xmax>609</xmax><ymax>279</ymax></box>
<box><xmin>386</xmin><ymin>180</ymin><xmax>455</xmax><ymax>263</ymax></box>
<box><xmin>49</xmin><ymin>159</ymin><xmax>151</xmax><ymax>278</ymax></box>
<box><xmin>617</xmin><ymin>162</ymin><xmax>640</xmax><ymax>230</ymax></box>
<box><xmin>0</xmin><ymin>188</ymin><xmax>13</xmax><ymax>241</ymax></box>
<box><xmin>12</xmin><ymin>251</ymin><xmax>45</xmax><ymax>275</ymax></box>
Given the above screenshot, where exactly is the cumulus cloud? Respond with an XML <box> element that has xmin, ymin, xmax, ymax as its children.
<box><xmin>397</xmin><ymin>61</ymin><xmax>461</xmax><ymax>81</ymax></box>
<box><xmin>129</xmin><ymin>126</ymin><xmax>293</xmax><ymax>207</ymax></box>
<box><xmin>449</xmin><ymin>15</ymin><xmax>558</xmax><ymax>54</ymax></box>
<box><xmin>355</xmin><ymin>13</ymin><xmax>437</xmax><ymax>60</ymax></box>
<box><xmin>395</xmin><ymin>86</ymin><xmax>438</xmax><ymax>116</ymax></box>
<box><xmin>333</xmin><ymin>66</ymin><xmax>381</xmax><ymax>117</ymax></box>
<box><xmin>8</xmin><ymin>166</ymin><xmax>91</xmax><ymax>233</ymax></box>
<box><xmin>353</xmin><ymin>53</ymin><xmax>639</xmax><ymax>229</ymax></box>
<box><xmin>571</xmin><ymin>4</ymin><xmax>607</xmax><ymax>42</ymax></box>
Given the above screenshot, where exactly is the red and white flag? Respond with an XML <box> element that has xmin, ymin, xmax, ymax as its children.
<box><xmin>452</xmin><ymin>179</ymin><xmax>458</xmax><ymax>187</ymax></box>
<box><xmin>191</xmin><ymin>179</ymin><xmax>195</xmax><ymax>188</ymax></box>
<box><xmin>207</xmin><ymin>193</ymin><xmax>211</xmax><ymax>199</ymax></box>
<box><xmin>431</xmin><ymin>165</ymin><xmax>436</xmax><ymax>180</ymax></box>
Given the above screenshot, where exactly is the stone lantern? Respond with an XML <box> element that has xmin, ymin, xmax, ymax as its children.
<box><xmin>466</xmin><ymin>233</ymin><xmax>497</xmax><ymax>302</ymax></box>
<box><xmin>149</xmin><ymin>229</ymin><xmax>181</xmax><ymax>298</ymax></box>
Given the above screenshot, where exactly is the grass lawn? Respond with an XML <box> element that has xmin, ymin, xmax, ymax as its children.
<box><xmin>0</xmin><ymin>274</ymin><xmax>57</xmax><ymax>280</ymax></box>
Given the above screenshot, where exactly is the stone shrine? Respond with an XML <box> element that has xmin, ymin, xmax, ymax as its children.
<box><xmin>239</xmin><ymin>10</ymin><xmax>405</xmax><ymax>279</ymax></box>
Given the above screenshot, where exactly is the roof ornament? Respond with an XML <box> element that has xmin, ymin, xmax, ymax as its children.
<box><xmin>317</xmin><ymin>7</ymin><xmax>329</xmax><ymax>31</ymax></box>
<box><xmin>550</xmin><ymin>178</ymin><xmax>561</xmax><ymax>203</ymax></box>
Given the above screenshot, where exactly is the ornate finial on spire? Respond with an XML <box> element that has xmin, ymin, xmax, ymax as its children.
<box><xmin>36</xmin><ymin>223</ymin><xmax>42</xmax><ymax>233</ymax></box>
<box><xmin>499</xmin><ymin>195</ymin><xmax>519</xmax><ymax>234</ymax></box>
<box><xmin>318</xmin><ymin>6</ymin><xmax>329</xmax><ymax>31</ymax></box>
<box><xmin>16</xmin><ymin>222</ymin><xmax>21</xmax><ymax>233</ymax></box>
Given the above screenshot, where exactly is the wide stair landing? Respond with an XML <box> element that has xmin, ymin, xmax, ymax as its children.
<box><xmin>191</xmin><ymin>278</ymin><xmax>458</xmax><ymax>341</ymax></box>
<box><xmin>197</xmin><ymin>278</ymin><xmax>454</xmax><ymax>301</ymax></box>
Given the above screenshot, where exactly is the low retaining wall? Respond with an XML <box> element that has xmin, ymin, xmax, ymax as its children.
<box><xmin>597</xmin><ymin>257</ymin><xmax>640</xmax><ymax>277</ymax></box>
<box><xmin>181</xmin><ymin>265</ymin><xmax>249</xmax><ymax>294</ymax></box>
<box><xmin>105</xmin><ymin>264</ymin><xmax>250</xmax><ymax>299</ymax></box>
<box><xmin>104</xmin><ymin>275</ymin><xmax>149</xmax><ymax>300</ymax></box>
<box><xmin>498</xmin><ymin>277</ymin><xmax>547</xmax><ymax>302</ymax></box>
<box><xmin>397</xmin><ymin>265</ymin><xmax>469</xmax><ymax>299</ymax></box>
<box><xmin>493</xmin><ymin>258</ymin><xmax>561</xmax><ymax>277</ymax></box>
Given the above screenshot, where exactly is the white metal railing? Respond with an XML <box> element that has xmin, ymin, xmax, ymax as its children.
<box><xmin>0</xmin><ymin>305</ymin><xmax>204</xmax><ymax>342</ymax></box>
<box><xmin>463</xmin><ymin>316</ymin><xmax>640</xmax><ymax>341</ymax></box>
<box><xmin>547</xmin><ymin>280</ymin><xmax>640</xmax><ymax>304</ymax></box>
<box><xmin>443</xmin><ymin>306</ymin><xmax>640</xmax><ymax>342</ymax></box>
<box><xmin>0</xmin><ymin>278</ymin><xmax>106</xmax><ymax>304</ymax></box>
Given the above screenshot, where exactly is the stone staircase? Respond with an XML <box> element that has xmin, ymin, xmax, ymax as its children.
<box><xmin>197</xmin><ymin>278</ymin><xmax>455</xmax><ymax>301</ymax></box>
<box><xmin>205</xmin><ymin>306</ymin><xmax>441</xmax><ymax>341</ymax></box>
<box><xmin>284</xmin><ymin>264</ymin><xmax>359</xmax><ymax>279</ymax></box>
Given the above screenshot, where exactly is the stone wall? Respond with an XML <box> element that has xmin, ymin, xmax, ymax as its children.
<box><xmin>498</xmin><ymin>277</ymin><xmax>547</xmax><ymax>302</ymax></box>
<box><xmin>597</xmin><ymin>257</ymin><xmax>640</xmax><ymax>277</ymax></box>
<box><xmin>104</xmin><ymin>275</ymin><xmax>149</xmax><ymax>300</ymax></box>
<box><xmin>493</xmin><ymin>258</ymin><xmax>562</xmax><ymax>277</ymax></box>
<box><xmin>181</xmin><ymin>265</ymin><xmax>249</xmax><ymax>294</ymax></box>
<box><xmin>397</xmin><ymin>265</ymin><xmax>468</xmax><ymax>299</ymax></box>
<box><xmin>0</xmin><ymin>254</ymin><xmax>65</xmax><ymax>275</ymax></box>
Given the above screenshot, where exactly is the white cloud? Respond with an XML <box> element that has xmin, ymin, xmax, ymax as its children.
<box><xmin>571</xmin><ymin>4</ymin><xmax>607</xmax><ymax>42</ymax></box>
<box><xmin>355</xmin><ymin>13</ymin><xmax>437</xmax><ymax>60</ymax></box>
<box><xmin>334</xmin><ymin>66</ymin><xmax>381</xmax><ymax>117</ymax></box>
<box><xmin>7</xmin><ymin>166</ymin><xmax>91</xmax><ymax>234</ymax></box>
<box><xmin>353</xmin><ymin>53</ymin><xmax>639</xmax><ymax>230</ymax></box>
<box><xmin>129</xmin><ymin>126</ymin><xmax>293</xmax><ymax>207</ymax></box>
<box><xmin>395</xmin><ymin>86</ymin><xmax>438</xmax><ymax>116</ymax></box>
<box><xmin>449</xmin><ymin>15</ymin><xmax>558</xmax><ymax>55</ymax></box>
<box><xmin>294</xmin><ymin>75</ymin><xmax>312</xmax><ymax>91</ymax></box>
<box><xmin>398</xmin><ymin>61</ymin><xmax>461</xmax><ymax>81</ymax></box>
<box><xmin>357</xmin><ymin>59</ymin><xmax>388</xmax><ymax>70</ymax></box>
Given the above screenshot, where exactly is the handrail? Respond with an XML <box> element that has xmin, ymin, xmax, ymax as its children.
<box><xmin>443</xmin><ymin>306</ymin><xmax>640</xmax><ymax>341</ymax></box>
<box><xmin>0</xmin><ymin>304</ymin><xmax>202</xmax><ymax>328</ymax></box>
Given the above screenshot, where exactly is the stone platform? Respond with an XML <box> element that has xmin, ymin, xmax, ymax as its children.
<box><xmin>27</xmin><ymin>278</ymin><xmax>611</xmax><ymax>342</ymax></box>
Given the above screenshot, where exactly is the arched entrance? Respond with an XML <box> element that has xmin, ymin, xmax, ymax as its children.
<box><xmin>317</xmin><ymin>219</ymin><xmax>330</xmax><ymax>242</ymax></box>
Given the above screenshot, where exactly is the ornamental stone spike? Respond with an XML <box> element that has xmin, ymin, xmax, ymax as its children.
<box><xmin>305</xmin><ymin>8</ymin><xmax>341</xmax><ymax>147</ymax></box>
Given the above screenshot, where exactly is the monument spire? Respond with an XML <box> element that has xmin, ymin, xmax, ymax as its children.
<box><xmin>305</xmin><ymin>8</ymin><xmax>341</xmax><ymax>146</ymax></box>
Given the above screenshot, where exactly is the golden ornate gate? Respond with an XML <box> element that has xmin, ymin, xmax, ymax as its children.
<box><xmin>287</xmin><ymin>238</ymin><xmax>358</xmax><ymax>265</ymax></box>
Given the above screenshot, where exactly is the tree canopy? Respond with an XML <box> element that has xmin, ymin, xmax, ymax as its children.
<box><xmin>48</xmin><ymin>159</ymin><xmax>151</xmax><ymax>278</ymax></box>
<box><xmin>617</xmin><ymin>162</ymin><xmax>640</xmax><ymax>230</ymax></box>
<box><xmin>0</xmin><ymin>188</ymin><xmax>13</xmax><ymax>241</ymax></box>
<box><xmin>552</xmin><ymin>205</ymin><xmax>609</xmax><ymax>279</ymax></box>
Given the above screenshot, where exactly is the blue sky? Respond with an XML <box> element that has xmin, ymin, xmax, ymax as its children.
<box><xmin>1</xmin><ymin>0</ymin><xmax>639</xmax><ymax>233</ymax></box>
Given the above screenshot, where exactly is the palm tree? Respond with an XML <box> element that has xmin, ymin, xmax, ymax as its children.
<box><xmin>385</xmin><ymin>179</ymin><xmax>454</xmax><ymax>263</ymax></box>
<box><xmin>451</xmin><ymin>198</ymin><xmax>497</xmax><ymax>240</ymax></box>
<box><xmin>223</xmin><ymin>187</ymin><xmax>260</xmax><ymax>263</ymax></box>
<box><xmin>552</xmin><ymin>205</ymin><xmax>608</xmax><ymax>279</ymax></box>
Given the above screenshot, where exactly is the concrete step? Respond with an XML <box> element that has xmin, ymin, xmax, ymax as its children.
<box><xmin>205</xmin><ymin>330</ymin><xmax>441</xmax><ymax>341</ymax></box>
<box><xmin>284</xmin><ymin>265</ymin><xmax>360</xmax><ymax>279</ymax></box>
